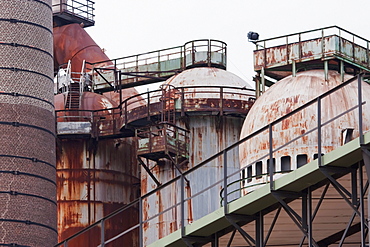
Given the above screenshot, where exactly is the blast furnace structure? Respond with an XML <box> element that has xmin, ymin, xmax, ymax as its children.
<box><xmin>51</xmin><ymin>4</ymin><xmax>370</xmax><ymax>247</ymax></box>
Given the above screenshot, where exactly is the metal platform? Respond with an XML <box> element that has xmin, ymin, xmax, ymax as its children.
<box><xmin>253</xmin><ymin>26</ymin><xmax>370</xmax><ymax>96</ymax></box>
<box><xmin>52</xmin><ymin>0</ymin><xmax>95</xmax><ymax>27</ymax></box>
<box><xmin>88</xmin><ymin>39</ymin><xmax>227</xmax><ymax>92</ymax></box>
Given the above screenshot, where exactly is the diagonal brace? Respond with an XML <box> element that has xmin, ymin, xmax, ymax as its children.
<box><xmin>138</xmin><ymin>157</ymin><xmax>161</xmax><ymax>187</ymax></box>
<box><xmin>225</xmin><ymin>214</ymin><xmax>255</xmax><ymax>246</ymax></box>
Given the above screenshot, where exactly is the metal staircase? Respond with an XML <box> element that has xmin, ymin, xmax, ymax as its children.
<box><xmin>65</xmin><ymin>82</ymin><xmax>80</xmax><ymax>109</ymax></box>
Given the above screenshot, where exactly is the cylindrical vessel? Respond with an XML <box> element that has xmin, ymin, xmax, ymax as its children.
<box><xmin>140</xmin><ymin>68</ymin><xmax>255</xmax><ymax>245</ymax></box>
<box><xmin>55</xmin><ymin>93</ymin><xmax>140</xmax><ymax>245</ymax></box>
<box><xmin>239</xmin><ymin>70</ymin><xmax>370</xmax><ymax>193</ymax></box>
<box><xmin>0</xmin><ymin>0</ymin><xmax>56</xmax><ymax>245</ymax></box>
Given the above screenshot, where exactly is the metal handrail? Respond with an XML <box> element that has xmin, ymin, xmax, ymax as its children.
<box><xmin>55</xmin><ymin>85</ymin><xmax>255</xmax><ymax>137</ymax></box>
<box><xmin>55</xmin><ymin>73</ymin><xmax>364</xmax><ymax>246</ymax></box>
<box><xmin>219</xmin><ymin>170</ymin><xmax>294</xmax><ymax>205</ymax></box>
<box><xmin>255</xmin><ymin>26</ymin><xmax>370</xmax><ymax>50</ymax></box>
<box><xmin>52</xmin><ymin>0</ymin><xmax>95</xmax><ymax>21</ymax></box>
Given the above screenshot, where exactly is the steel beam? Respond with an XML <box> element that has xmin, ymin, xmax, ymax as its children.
<box><xmin>225</xmin><ymin>214</ymin><xmax>255</xmax><ymax>246</ymax></box>
<box><xmin>138</xmin><ymin>157</ymin><xmax>161</xmax><ymax>187</ymax></box>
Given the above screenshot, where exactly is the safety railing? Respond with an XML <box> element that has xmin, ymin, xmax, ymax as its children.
<box><xmin>56</xmin><ymin>85</ymin><xmax>255</xmax><ymax>138</ymax></box>
<box><xmin>136</xmin><ymin>122</ymin><xmax>190</xmax><ymax>162</ymax></box>
<box><xmin>88</xmin><ymin>39</ymin><xmax>227</xmax><ymax>90</ymax></box>
<box><xmin>52</xmin><ymin>0</ymin><xmax>95</xmax><ymax>23</ymax></box>
<box><xmin>55</xmin><ymin>73</ymin><xmax>366</xmax><ymax>246</ymax></box>
<box><xmin>253</xmin><ymin>26</ymin><xmax>370</xmax><ymax>72</ymax></box>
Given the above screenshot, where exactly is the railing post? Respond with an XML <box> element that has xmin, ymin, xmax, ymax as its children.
<box><xmin>268</xmin><ymin>124</ymin><xmax>274</xmax><ymax>190</ymax></box>
<box><xmin>220</xmin><ymin>87</ymin><xmax>223</xmax><ymax>116</ymax></box>
<box><xmin>358</xmin><ymin>74</ymin><xmax>364</xmax><ymax>145</ymax></box>
<box><xmin>124</xmin><ymin>101</ymin><xmax>128</xmax><ymax>127</ymax></box>
<box><xmin>139</xmin><ymin>197</ymin><xmax>143</xmax><ymax>247</ymax></box>
<box><xmin>181</xmin><ymin>87</ymin><xmax>185</xmax><ymax>117</ymax></box>
<box><xmin>223</xmin><ymin>150</ymin><xmax>228</xmax><ymax>215</ymax></box>
<box><xmin>208</xmin><ymin>40</ymin><xmax>211</xmax><ymax>67</ymax></box>
<box><xmin>100</xmin><ymin>219</ymin><xmax>105</xmax><ymax>247</ymax></box>
<box><xmin>146</xmin><ymin>89</ymin><xmax>150</xmax><ymax>121</ymax></box>
<box><xmin>317</xmin><ymin>97</ymin><xmax>322</xmax><ymax>166</ymax></box>
<box><xmin>180</xmin><ymin>174</ymin><xmax>185</xmax><ymax>237</ymax></box>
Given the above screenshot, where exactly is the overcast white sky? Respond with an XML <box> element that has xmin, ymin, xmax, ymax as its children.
<box><xmin>86</xmin><ymin>0</ymin><xmax>370</xmax><ymax>89</ymax></box>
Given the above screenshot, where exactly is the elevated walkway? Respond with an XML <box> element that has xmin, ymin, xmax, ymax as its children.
<box><xmin>88</xmin><ymin>39</ymin><xmax>227</xmax><ymax>92</ymax></box>
<box><xmin>151</xmin><ymin>131</ymin><xmax>370</xmax><ymax>246</ymax></box>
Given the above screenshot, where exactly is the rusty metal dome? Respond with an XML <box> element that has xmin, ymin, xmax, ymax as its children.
<box><xmin>161</xmin><ymin>67</ymin><xmax>253</xmax><ymax>100</ymax></box>
<box><xmin>239</xmin><ymin>70</ymin><xmax>370</xmax><ymax>192</ymax></box>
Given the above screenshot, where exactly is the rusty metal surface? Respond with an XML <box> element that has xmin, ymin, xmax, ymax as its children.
<box><xmin>53</xmin><ymin>23</ymin><xmax>111</xmax><ymax>72</ymax></box>
<box><xmin>239</xmin><ymin>70</ymin><xmax>370</xmax><ymax>193</ymax></box>
<box><xmin>140</xmin><ymin>68</ymin><xmax>252</xmax><ymax>245</ymax></box>
<box><xmin>253</xmin><ymin>27</ymin><xmax>370</xmax><ymax>80</ymax></box>
<box><xmin>91</xmin><ymin>40</ymin><xmax>227</xmax><ymax>92</ymax></box>
<box><xmin>119</xmin><ymin>68</ymin><xmax>255</xmax><ymax>128</ymax></box>
<box><xmin>57</xmin><ymin>138</ymin><xmax>140</xmax><ymax>244</ymax></box>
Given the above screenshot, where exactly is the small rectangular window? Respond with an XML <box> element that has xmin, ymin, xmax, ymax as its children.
<box><xmin>256</xmin><ymin>161</ymin><xmax>263</xmax><ymax>179</ymax></box>
<box><xmin>247</xmin><ymin>166</ymin><xmax>252</xmax><ymax>183</ymax></box>
<box><xmin>281</xmin><ymin>156</ymin><xmax>291</xmax><ymax>172</ymax></box>
<box><xmin>297</xmin><ymin>154</ymin><xmax>307</xmax><ymax>168</ymax></box>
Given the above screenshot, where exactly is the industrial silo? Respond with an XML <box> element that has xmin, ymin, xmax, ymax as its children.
<box><xmin>53</xmin><ymin>23</ymin><xmax>141</xmax><ymax>246</ymax></box>
<box><xmin>55</xmin><ymin>92</ymin><xmax>140</xmax><ymax>246</ymax></box>
<box><xmin>239</xmin><ymin>70</ymin><xmax>370</xmax><ymax>193</ymax></box>
<box><xmin>138</xmin><ymin>67</ymin><xmax>255</xmax><ymax>245</ymax></box>
<box><xmin>0</xmin><ymin>0</ymin><xmax>57</xmax><ymax>245</ymax></box>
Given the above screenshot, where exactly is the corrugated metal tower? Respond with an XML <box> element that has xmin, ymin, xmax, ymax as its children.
<box><xmin>137</xmin><ymin>67</ymin><xmax>255</xmax><ymax>245</ymax></box>
<box><xmin>0</xmin><ymin>0</ymin><xmax>56</xmax><ymax>245</ymax></box>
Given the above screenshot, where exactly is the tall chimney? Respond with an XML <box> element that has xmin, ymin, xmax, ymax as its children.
<box><xmin>0</xmin><ymin>0</ymin><xmax>56</xmax><ymax>245</ymax></box>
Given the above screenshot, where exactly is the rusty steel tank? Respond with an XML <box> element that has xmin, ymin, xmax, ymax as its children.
<box><xmin>0</xmin><ymin>0</ymin><xmax>57</xmax><ymax>245</ymax></box>
<box><xmin>239</xmin><ymin>70</ymin><xmax>370</xmax><ymax>193</ymax></box>
<box><xmin>55</xmin><ymin>92</ymin><xmax>139</xmax><ymax>246</ymax></box>
<box><xmin>139</xmin><ymin>67</ymin><xmax>255</xmax><ymax>245</ymax></box>
<box><xmin>54</xmin><ymin>23</ymin><xmax>141</xmax><ymax>245</ymax></box>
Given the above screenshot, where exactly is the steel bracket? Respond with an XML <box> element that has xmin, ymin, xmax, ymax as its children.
<box><xmin>271</xmin><ymin>190</ymin><xmax>319</xmax><ymax>247</ymax></box>
<box><xmin>225</xmin><ymin>214</ymin><xmax>255</xmax><ymax>246</ymax></box>
<box><xmin>319</xmin><ymin>165</ymin><xmax>368</xmax><ymax>228</ymax></box>
<box><xmin>182</xmin><ymin>235</ymin><xmax>212</xmax><ymax>247</ymax></box>
<box><xmin>361</xmin><ymin>145</ymin><xmax>370</xmax><ymax>179</ymax></box>
<box><xmin>138</xmin><ymin>157</ymin><xmax>161</xmax><ymax>187</ymax></box>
